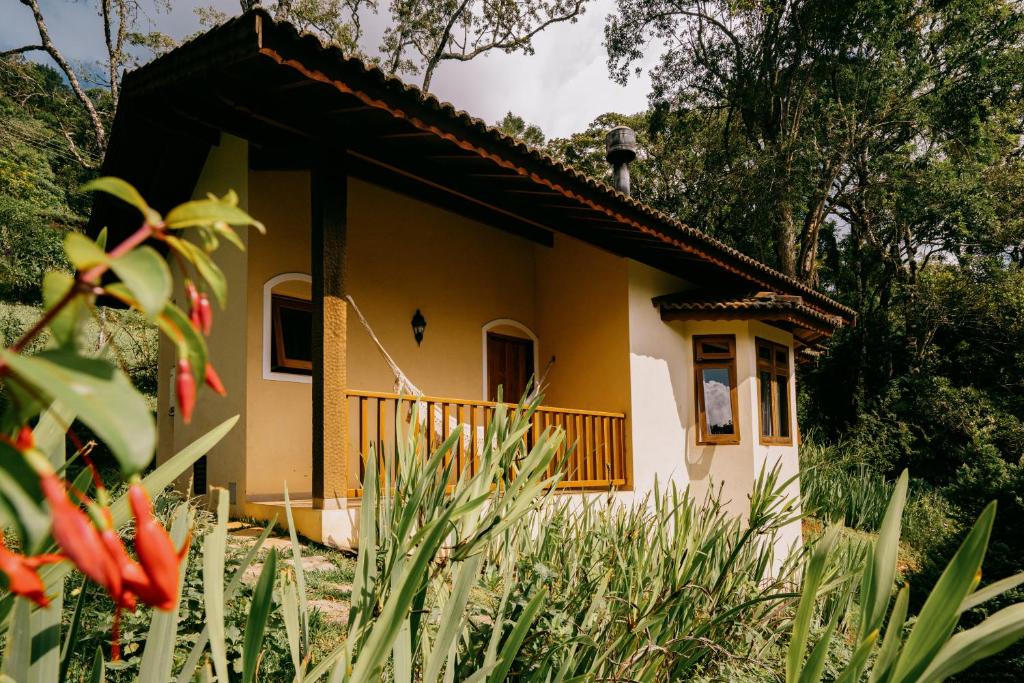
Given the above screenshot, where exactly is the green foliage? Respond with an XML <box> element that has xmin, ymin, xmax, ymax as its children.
<box><xmin>496</xmin><ymin>111</ymin><xmax>545</xmax><ymax>147</ymax></box>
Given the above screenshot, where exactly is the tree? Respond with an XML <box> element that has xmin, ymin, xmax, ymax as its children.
<box><xmin>5</xmin><ymin>0</ymin><xmax>174</xmax><ymax>158</ymax></box>
<box><xmin>496</xmin><ymin>111</ymin><xmax>545</xmax><ymax>147</ymax></box>
<box><xmin>605</xmin><ymin>0</ymin><xmax>1024</xmax><ymax>283</ymax></box>
<box><xmin>381</xmin><ymin>0</ymin><xmax>593</xmax><ymax>90</ymax></box>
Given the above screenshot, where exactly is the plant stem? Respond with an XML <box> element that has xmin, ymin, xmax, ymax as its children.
<box><xmin>5</xmin><ymin>221</ymin><xmax>155</xmax><ymax>356</ymax></box>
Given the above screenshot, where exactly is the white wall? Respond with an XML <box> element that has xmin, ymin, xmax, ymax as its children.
<box><xmin>625</xmin><ymin>261</ymin><xmax>692</xmax><ymax>497</ymax></box>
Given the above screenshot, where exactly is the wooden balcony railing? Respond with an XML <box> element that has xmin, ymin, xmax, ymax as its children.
<box><xmin>344</xmin><ymin>390</ymin><xmax>627</xmax><ymax>497</ymax></box>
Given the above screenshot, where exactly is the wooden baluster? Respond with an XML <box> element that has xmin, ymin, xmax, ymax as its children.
<box><xmin>589</xmin><ymin>413</ymin><xmax>598</xmax><ymax>483</ymax></box>
<box><xmin>360</xmin><ymin>395</ymin><xmax>369</xmax><ymax>473</ymax></box>
<box><xmin>469</xmin><ymin>404</ymin><xmax>478</xmax><ymax>476</ymax></box>
<box><xmin>598</xmin><ymin>413</ymin><xmax>606</xmax><ymax>483</ymax></box>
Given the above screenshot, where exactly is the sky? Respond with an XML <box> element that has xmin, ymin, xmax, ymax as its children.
<box><xmin>1</xmin><ymin>0</ymin><xmax>657</xmax><ymax>139</ymax></box>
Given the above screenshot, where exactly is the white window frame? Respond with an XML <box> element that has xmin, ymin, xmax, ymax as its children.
<box><xmin>262</xmin><ymin>272</ymin><xmax>313</xmax><ymax>384</ymax></box>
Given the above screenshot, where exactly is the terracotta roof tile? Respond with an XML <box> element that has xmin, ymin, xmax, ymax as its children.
<box><xmin>116</xmin><ymin>10</ymin><xmax>856</xmax><ymax>323</ymax></box>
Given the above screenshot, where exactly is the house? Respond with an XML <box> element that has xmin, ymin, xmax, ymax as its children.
<box><xmin>90</xmin><ymin>10</ymin><xmax>855</xmax><ymax>550</ymax></box>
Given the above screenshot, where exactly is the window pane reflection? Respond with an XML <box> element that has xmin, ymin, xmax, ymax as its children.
<box><xmin>701</xmin><ymin>368</ymin><xmax>735</xmax><ymax>435</ymax></box>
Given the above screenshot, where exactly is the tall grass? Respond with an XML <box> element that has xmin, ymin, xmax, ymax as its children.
<box><xmin>800</xmin><ymin>439</ymin><xmax>895</xmax><ymax>530</ymax></box>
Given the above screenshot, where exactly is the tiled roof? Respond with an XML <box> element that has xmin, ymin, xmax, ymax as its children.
<box><xmin>113</xmin><ymin>9</ymin><xmax>855</xmax><ymax>323</ymax></box>
<box><xmin>653</xmin><ymin>290</ymin><xmax>846</xmax><ymax>330</ymax></box>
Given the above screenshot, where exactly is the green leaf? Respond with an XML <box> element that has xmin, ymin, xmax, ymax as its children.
<box><xmin>138</xmin><ymin>504</ymin><xmax>193</xmax><ymax>683</ymax></box>
<box><xmin>423</xmin><ymin>554</ymin><xmax>484</xmax><ymax>682</ymax></box>
<box><xmin>284</xmin><ymin>484</ymin><xmax>309</xmax><ymax>655</ymax></box>
<box><xmin>28</xmin><ymin>588</ymin><xmax>63</xmax><ymax>681</ymax></box>
<box><xmin>242</xmin><ymin>549</ymin><xmax>277</xmax><ymax>683</ymax></box>
<box><xmin>95</xmin><ymin>227</ymin><xmax>108</xmax><ymax>250</ymax></box>
<box><xmin>0</xmin><ymin>442</ymin><xmax>49</xmax><ymax>553</ymax></box>
<box><xmin>2</xmin><ymin>598</ymin><xmax>31</xmax><ymax>681</ymax></box>
<box><xmin>0</xmin><ymin>350</ymin><xmax>155</xmax><ymax>475</ymax></box>
<box><xmin>787</xmin><ymin>525</ymin><xmax>841</xmax><ymax>683</ymax></box>
<box><xmin>918</xmin><ymin>602</ymin><xmax>1024</xmax><ymax>682</ymax></box>
<box><xmin>281</xmin><ymin>577</ymin><xmax>303</xmax><ymax>681</ymax></box>
<box><xmin>82</xmin><ymin>177</ymin><xmax>161</xmax><ymax>225</ymax></box>
<box><xmin>486</xmin><ymin>586</ymin><xmax>547</xmax><ymax>683</ymax></box>
<box><xmin>42</xmin><ymin>271</ymin><xmax>87</xmax><ymax>349</ymax></box>
<box><xmin>64</xmin><ymin>232</ymin><xmax>108</xmax><ymax>271</ymax></box>
<box><xmin>891</xmin><ymin>501</ymin><xmax>996</xmax><ymax>683</ymax></box>
<box><xmin>175</xmin><ymin>238</ymin><xmax>227</xmax><ymax>309</ymax></box>
<box><xmin>868</xmin><ymin>586</ymin><xmax>909</xmax><ymax>683</ymax></box>
<box><xmin>60</xmin><ymin>578</ymin><xmax>89</xmax><ymax>683</ymax></box>
<box><xmin>961</xmin><ymin>572</ymin><xmax>1024</xmax><ymax>614</ymax></box>
<box><xmin>109</xmin><ymin>246</ymin><xmax>172</xmax><ymax>319</ymax></box>
<box><xmin>204</xmin><ymin>489</ymin><xmax>231</xmax><ymax>683</ymax></box>
<box><xmin>862</xmin><ymin>471</ymin><xmax>908</xmax><ymax>638</ymax></box>
<box><xmin>175</xmin><ymin>514</ymin><xmax>275</xmax><ymax>683</ymax></box>
<box><xmin>165</xmin><ymin>192</ymin><xmax>264</xmax><ymax>234</ymax></box>
<box><xmin>88</xmin><ymin>645</ymin><xmax>105</xmax><ymax>683</ymax></box>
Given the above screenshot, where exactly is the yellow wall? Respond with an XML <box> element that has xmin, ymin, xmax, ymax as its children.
<box><xmin>245</xmin><ymin>171</ymin><xmax>314</xmax><ymax>499</ymax></box>
<box><xmin>184</xmin><ymin>153</ymin><xmax>800</xmax><ymax>545</ymax></box>
<box><xmin>237</xmin><ymin>174</ymin><xmax>632</xmax><ymax>499</ymax></box>
<box><xmin>157</xmin><ymin>134</ymin><xmax>250</xmax><ymax>513</ymax></box>
<box><xmin>534</xmin><ymin>234</ymin><xmax>631</xmax><ymax>414</ymax></box>
<box><xmin>345</xmin><ymin>178</ymin><xmax>538</xmax><ymax>399</ymax></box>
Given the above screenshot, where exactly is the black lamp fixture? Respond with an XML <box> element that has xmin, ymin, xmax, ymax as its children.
<box><xmin>411</xmin><ymin>309</ymin><xmax>426</xmax><ymax>346</ymax></box>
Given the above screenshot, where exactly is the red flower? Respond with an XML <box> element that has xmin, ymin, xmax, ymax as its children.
<box><xmin>39</xmin><ymin>474</ymin><xmax>124</xmax><ymax>604</ymax></box>
<box><xmin>176</xmin><ymin>358</ymin><xmax>196</xmax><ymax>423</ymax></box>
<box><xmin>204</xmin><ymin>362</ymin><xmax>227</xmax><ymax>396</ymax></box>
<box><xmin>0</xmin><ymin>541</ymin><xmax>63</xmax><ymax>607</ymax></box>
<box><xmin>127</xmin><ymin>484</ymin><xmax>185</xmax><ymax>611</ymax></box>
<box><xmin>197</xmin><ymin>294</ymin><xmax>213</xmax><ymax>335</ymax></box>
<box><xmin>15</xmin><ymin>426</ymin><xmax>33</xmax><ymax>451</ymax></box>
<box><xmin>98</xmin><ymin>529</ymin><xmax>139</xmax><ymax>611</ymax></box>
<box><xmin>186</xmin><ymin>281</ymin><xmax>201</xmax><ymax>331</ymax></box>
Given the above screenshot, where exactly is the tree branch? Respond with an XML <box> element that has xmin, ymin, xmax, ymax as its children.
<box><xmin>19</xmin><ymin>0</ymin><xmax>107</xmax><ymax>150</ymax></box>
<box><xmin>0</xmin><ymin>45</ymin><xmax>45</xmax><ymax>58</ymax></box>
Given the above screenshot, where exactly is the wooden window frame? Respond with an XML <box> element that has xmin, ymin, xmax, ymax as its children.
<box><xmin>693</xmin><ymin>335</ymin><xmax>741</xmax><ymax>445</ymax></box>
<box><xmin>756</xmin><ymin>338</ymin><xmax>793</xmax><ymax>445</ymax></box>
<box><xmin>271</xmin><ymin>294</ymin><xmax>313</xmax><ymax>374</ymax></box>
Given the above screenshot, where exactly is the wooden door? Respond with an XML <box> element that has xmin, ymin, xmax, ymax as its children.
<box><xmin>486</xmin><ymin>332</ymin><xmax>535</xmax><ymax>402</ymax></box>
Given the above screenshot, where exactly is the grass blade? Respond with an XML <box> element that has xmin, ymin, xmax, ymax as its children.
<box><xmin>59</xmin><ymin>578</ymin><xmax>88</xmax><ymax>683</ymax></box>
<box><xmin>175</xmin><ymin>516</ymin><xmax>277</xmax><ymax>683</ymax></box>
<box><xmin>281</xmin><ymin>576</ymin><xmax>304</xmax><ymax>681</ymax></box>
<box><xmin>88</xmin><ymin>646</ymin><xmax>104</xmax><ymax>683</ymax></box>
<box><xmin>891</xmin><ymin>501</ymin><xmax>996</xmax><ymax>683</ymax></box>
<box><xmin>918</xmin><ymin>603</ymin><xmax>1024</xmax><ymax>682</ymax></box>
<box><xmin>203</xmin><ymin>488</ymin><xmax>231</xmax><ymax>683</ymax></box>
<box><xmin>2</xmin><ymin>598</ymin><xmax>31</xmax><ymax>681</ymax></box>
<box><xmin>486</xmin><ymin>586</ymin><xmax>547</xmax><ymax>683</ymax></box>
<box><xmin>284</xmin><ymin>483</ymin><xmax>309</xmax><ymax>655</ymax></box>
<box><xmin>242</xmin><ymin>549</ymin><xmax>278</xmax><ymax>683</ymax></box>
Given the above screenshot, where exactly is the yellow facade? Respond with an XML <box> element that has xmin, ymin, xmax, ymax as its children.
<box><xmin>160</xmin><ymin>138</ymin><xmax>802</xmax><ymax>548</ymax></box>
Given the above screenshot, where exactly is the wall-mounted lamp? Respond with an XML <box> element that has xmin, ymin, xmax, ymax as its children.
<box><xmin>411</xmin><ymin>309</ymin><xmax>426</xmax><ymax>346</ymax></box>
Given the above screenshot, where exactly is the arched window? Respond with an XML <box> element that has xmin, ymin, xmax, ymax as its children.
<box><xmin>481</xmin><ymin>319</ymin><xmax>539</xmax><ymax>402</ymax></box>
<box><xmin>262</xmin><ymin>273</ymin><xmax>313</xmax><ymax>383</ymax></box>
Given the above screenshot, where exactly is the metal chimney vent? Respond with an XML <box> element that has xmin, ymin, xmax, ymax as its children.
<box><xmin>605</xmin><ymin>126</ymin><xmax>638</xmax><ymax>196</ymax></box>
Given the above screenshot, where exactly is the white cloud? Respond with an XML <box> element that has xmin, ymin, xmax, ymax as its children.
<box><xmin>2</xmin><ymin>0</ymin><xmax>656</xmax><ymax>138</ymax></box>
<box><xmin>703</xmin><ymin>378</ymin><xmax>734</xmax><ymax>431</ymax></box>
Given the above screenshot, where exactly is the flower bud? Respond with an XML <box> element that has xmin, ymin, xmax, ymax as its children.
<box><xmin>186</xmin><ymin>281</ymin><xmax>202</xmax><ymax>331</ymax></box>
<box><xmin>127</xmin><ymin>484</ymin><xmax>182</xmax><ymax>610</ymax></box>
<box><xmin>15</xmin><ymin>426</ymin><xmax>33</xmax><ymax>451</ymax></box>
<box><xmin>204</xmin><ymin>363</ymin><xmax>227</xmax><ymax>396</ymax></box>
<box><xmin>198</xmin><ymin>294</ymin><xmax>213</xmax><ymax>335</ymax></box>
<box><xmin>176</xmin><ymin>358</ymin><xmax>196</xmax><ymax>423</ymax></box>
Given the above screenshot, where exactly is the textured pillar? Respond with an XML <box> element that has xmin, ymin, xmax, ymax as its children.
<box><xmin>311</xmin><ymin>162</ymin><xmax>348</xmax><ymax>509</ymax></box>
